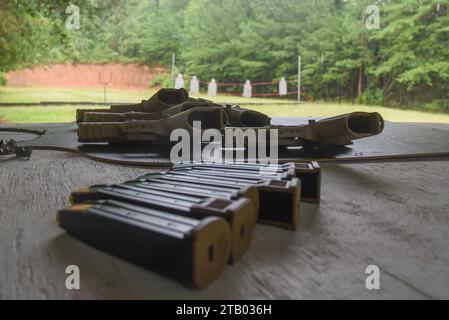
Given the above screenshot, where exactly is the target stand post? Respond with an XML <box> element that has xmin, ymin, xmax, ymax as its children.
<box><xmin>99</xmin><ymin>72</ymin><xmax>113</xmax><ymax>103</ymax></box>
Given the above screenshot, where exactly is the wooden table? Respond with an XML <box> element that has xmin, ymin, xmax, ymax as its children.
<box><xmin>1</xmin><ymin>124</ymin><xmax>449</xmax><ymax>299</ymax></box>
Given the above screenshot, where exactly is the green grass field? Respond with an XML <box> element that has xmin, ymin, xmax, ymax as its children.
<box><xmin>1</xmin><ymin>86</ymin><xmax>449</xmax><ymax>123</ymax></box>
<box><xmin>0</xmin><ymin>86</ymin><xmax>282</xmax><ymax>104</ymax></box>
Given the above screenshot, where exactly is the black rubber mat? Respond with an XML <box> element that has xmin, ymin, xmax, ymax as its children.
<box><xmin>1</xmin><ymin>117</ymin><xmax>448</xmax><ymax>166</ymax></box>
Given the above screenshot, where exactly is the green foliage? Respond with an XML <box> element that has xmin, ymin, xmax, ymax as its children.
<box><xmin>0</xmin><ymin>0</ymin><xmax>448</xmax><ymax>112</ymax></box>
<box><xmin>0</xmin><ymin>72</ymin><xmax>6</xmax><ymax>86</ymax></box>
<box><xmin>151</xmin><ymin>74</ymin><xmax>172</xmax><ymax>87</ymax></box>
<box><xmin>425</xmin><ymin>99</ymin><xmax>449</xmax><ymax>113</ymax></box>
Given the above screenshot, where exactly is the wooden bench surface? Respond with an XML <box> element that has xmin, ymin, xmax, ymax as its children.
<box><xmin>0</xmin><ymin>124</ymin><xmax>449</xmax><ymax>299</ymax></box>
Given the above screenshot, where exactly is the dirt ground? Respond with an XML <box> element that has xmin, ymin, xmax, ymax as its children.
<box><xmin>5</xmin><ymin>63</ymin><xmax>166</xmax><ymax>89</ymax></box>
<box><xmin>0</xmin><ymin>117</ymin><xmax>8</xmax><ymax>124</ymax></box>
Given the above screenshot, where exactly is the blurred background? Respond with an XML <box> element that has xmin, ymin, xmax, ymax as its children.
<box><xmin>1</xmin><ymin>0</ymin><xmax>448</xmax><ymax>123</ymax></box>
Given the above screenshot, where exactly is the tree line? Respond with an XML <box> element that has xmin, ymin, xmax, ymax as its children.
<box><xmin>0</xmin><ymin>0</ymin><xmax>448</xmax><ymax>112</ymax></box>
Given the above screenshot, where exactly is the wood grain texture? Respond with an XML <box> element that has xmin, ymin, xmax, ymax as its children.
<box><xmin>1</xmin><ymin>146</ymin><xmax>449</xmax><ymax>299</ymax></box>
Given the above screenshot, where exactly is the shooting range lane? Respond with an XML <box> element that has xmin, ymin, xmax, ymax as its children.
<box><xmin>0</xmin><ymin>149</ymin><xmax>448</xmax><ymax>298</ymax></box>
<box><xmin>1</xmin><ymin>117</ymin><xmax>449</xmax><ymax>165</ymax></box>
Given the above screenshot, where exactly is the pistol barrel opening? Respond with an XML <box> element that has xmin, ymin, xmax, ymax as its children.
<box><xmin>348</xmin><ymin>113</ymin><xmax>384</xmax><ymax>135</ymax></box>
<box><xmin>158</xmin><ymin>88</ymin><xmax>187</xmax><ymax>105</ymax></box>
<box><xmin>188</xmin><ymin>110</ymin><xmax>225</xmax><ymax>130</ymax></box>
